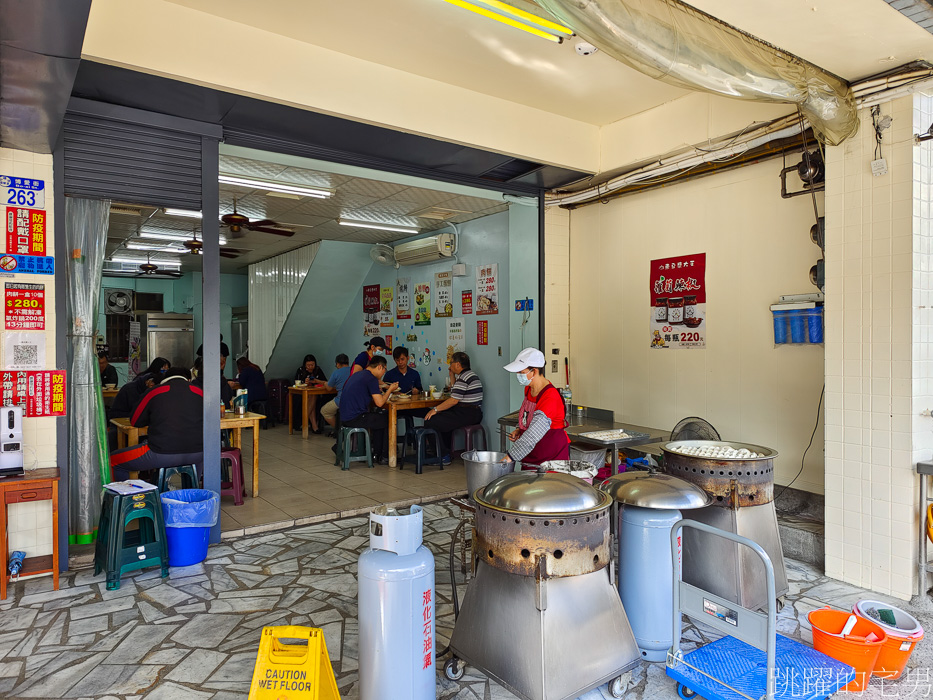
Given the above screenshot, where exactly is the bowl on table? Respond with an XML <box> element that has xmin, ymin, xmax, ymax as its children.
<box><xmin>431</xmin><ymin>390</ymin><xmax>443</xmax><ymax>399</ymax></box>
<box><xmin>103</xmin><ymin>383</ymin><xmax>116</xmax><ymax>390</ymax></box>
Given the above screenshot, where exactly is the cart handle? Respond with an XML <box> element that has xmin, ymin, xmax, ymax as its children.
<box><xmin>670</xmin><ymin>519</ymin><xmax>776</xmax><ymax>700</ymax></box>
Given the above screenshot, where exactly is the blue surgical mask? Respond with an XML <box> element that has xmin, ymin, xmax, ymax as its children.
<box><xmin>516</xmin><ymin>371</ymin><xmax>532</xmax><ymax>386</ymax></box>
<box><xmin>374</xmin><ymin>349</ymin><xmax>385</xmax><ymax>356</ymax></box>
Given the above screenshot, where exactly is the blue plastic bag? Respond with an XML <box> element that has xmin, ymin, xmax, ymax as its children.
<box><xmin>160</xmin><ymin>489</ymin><xmax>219</xmax><ymax>528</ymax></box>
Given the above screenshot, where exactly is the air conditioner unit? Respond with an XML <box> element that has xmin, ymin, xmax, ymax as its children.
<box><xmin>393</xmin><ymin>233</ymin><xmax>456</xmax><ymax>266</ymax></box>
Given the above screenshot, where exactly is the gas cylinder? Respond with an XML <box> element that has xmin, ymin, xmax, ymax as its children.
<box><xmin>358</xmin><ymin>505</ymin><xmax>436</xmax><ymax>700</ymax></box>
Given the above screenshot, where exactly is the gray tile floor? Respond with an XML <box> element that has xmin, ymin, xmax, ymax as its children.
<box><xmin>2</xmin><ymin>502</ymin><xmax>932</xmax><ymax>699</ymax></box>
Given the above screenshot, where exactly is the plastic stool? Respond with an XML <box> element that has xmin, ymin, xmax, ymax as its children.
<box><xmin>397</xmin><ymin>413</ymin><xmax>416</xmax><ymax>442</ymax></box>
<box><xmin>401</xmin><ymin>427</ymin><xmax>444</xmax><ymax>475</ymax></box>
<box><xmin>157</xmin><ymin>464</ymin><xmax>200</xmax><ymax>493</ymax></box>
<box><xmin>452</xmin><ymin>424</ymin><xmax>488</xmax><ymax>458</ymax></box>
<box><xmin>94</xmin><ymin>489</ymin><xmax>169</xmax><ymax>590</ymax></box>
<box><xmin>220</xmin><ymin>448</ymin><xmax>246</xmax><ymax>506</ymax></box>
<box><xmin>336</xmin><ymin>427</ymin><xmax>373</xmax><ymax>470</ymax></box>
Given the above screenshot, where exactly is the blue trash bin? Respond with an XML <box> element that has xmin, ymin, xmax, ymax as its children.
<box><xmin>160</xmin><ymin>489</ymin><xmax>219</xmax><ymax>567</ymax></box>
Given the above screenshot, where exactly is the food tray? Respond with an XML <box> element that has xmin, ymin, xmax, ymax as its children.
<box><xmin>576</xmin><ymin>429</ymin><xmax>650</xmax><ymax>445</ymax></box>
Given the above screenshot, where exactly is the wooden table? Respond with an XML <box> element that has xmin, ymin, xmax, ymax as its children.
<box><xmin>387</xmin><ymin>396</ymin><xmax>445</xmax><ymax>468</ymax></box>
<box><xmin>1</xmin><ymin>468</ymin><xmax>59</xmax><ymax>600</ymax></box>
<box><xmin>102</xmin><ymin>389</ymin><xmax>119</xmax><ymax>398</ymax></box>
<box><xmin>288</xmin><ymin>385</ymin><xmax>336</xmax><ymax>439</ymax></box>
<box><xmin>110</xmin><ymin>412</ymin><xmax>266</xmax><ymax>497</ymax></box>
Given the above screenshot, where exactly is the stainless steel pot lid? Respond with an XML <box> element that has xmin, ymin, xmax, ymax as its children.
<box><xmin>599</xmin><ymin>471</ymin><xmax>711</xmax><ymax>509</ymax></box>
<box><xmin>476</xmin><ymin>472</ymin><xmax>611</xmax><ymax>515</ymax></box>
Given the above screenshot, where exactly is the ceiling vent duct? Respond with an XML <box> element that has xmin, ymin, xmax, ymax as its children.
<box><xmin>394</xmin><ymin>234</ymin><xmax>457</xmax><ymax>266</ymax></box>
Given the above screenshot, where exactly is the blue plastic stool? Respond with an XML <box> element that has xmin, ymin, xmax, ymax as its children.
<box><xmin>336</xmin><ymin>427</ymin><xmax>373</xmax><ymax>470</ymax></box>
<box><xmin>402</xmin><ymin>427</ymin><xmax>444</xmax><ymax>474</ymax></box>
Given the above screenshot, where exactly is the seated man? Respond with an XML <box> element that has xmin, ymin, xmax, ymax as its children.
<box><xmin>384</xmin><ymin>346</ymin><xmax>423</xmax><ymax>395</ymax></box>
<box><xmin>321</xmin><ymin>354</ymin><xmax>351</xmax><ymax>429</ymax></box>
<box><xmin>233</xmin><ymin>357</ymin><xmax>268</xmax><ymax>404</ymax></box>
<box><xmin>337</xmin><ymin>356</ymin><xmax>398</xmax><ymax>465</ymax></box>
<box><xmin>423</xmin><ymin>351</ymin><xmax>483</xmax><ymax>465</ymax></box>
<box><xmin>98</xmin><ymin>351</ymin><xmax>119</xmax><ymax>387</ymax></box>
<box><xmin>109</xmin><ymin>367</ymin><xmax>204</xmax><ymax>481</ymax></box>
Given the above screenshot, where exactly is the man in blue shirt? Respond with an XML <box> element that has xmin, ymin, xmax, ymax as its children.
<box><xmin>384</xmin><ymin>346</ymin><xmax>423</xmax><ymax>395</ymax></box>
<box><xmin>338</xmin><ymin>355</ymin><xmax>398</xmax><ymax>464</ymax></box>
<box><xmin>321</xmin><ymin>354</ymin><xmax>351</xmax><ymax>429</ymax></box>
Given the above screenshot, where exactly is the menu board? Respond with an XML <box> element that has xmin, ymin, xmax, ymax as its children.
<box><xmin>380</xmin><ymin>287</ymin><xmax>394</xmax><ymax>327</ymax></box>
<box><xmin>462</xmin><ymin>290</ymin><xmax>473</xmax><ymax>315</ymax></box>
<box><xmin>396</xmin><ymin>277</ymin><xmax>411</xmax><ymax>320</ymax></box>
<box><xmin>649</xmin><ymin>253</ymin><xmax>706</xmax><ymax>350</ymax></box>
<box><xmin>476</xmin><ymin>263</ymin><xmax>499</xmax><ymax>315</ymax></box>
<box><xmin>5</xmin><ymin>282</ymin><xmax>44</xmax><ymax>330</ymax></box>
<box><xmin>434</xmin><ymin>272</ymin><xmax>452</xmax><ymax>318</ymax></box>
<box><xmin>414</xmin><ymin>282</ymin><xmax>431</xmax><ymax>326</ymax></box>
<box><xmin>446</xmin><ymin>318</ymin><xmax>464</xmax><ymax>364</ymax></box>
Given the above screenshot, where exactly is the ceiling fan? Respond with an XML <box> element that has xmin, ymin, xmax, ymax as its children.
<box><xmin>182</xmin><ymin>231</ymin><xmax>249</xmax><ymax>259</ymax></box>
<box><xmin>221</xmin><ymin>199</ymin><xmax>295</xmax><ymax>238</ymax></box>
<box><xmin>136</xmin><ymin>255</ymin><xmax>183</xmax><ymax>278</ymax></box>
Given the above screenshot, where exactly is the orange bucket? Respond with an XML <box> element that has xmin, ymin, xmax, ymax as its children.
<box><xmin>808</xmin><ymin>607</ymin><xmax>886</xmax><ymax>691</ymax></box>
<box><xmin>853</xmin><ymin>600</ymin><xmax>924</xmax><ymax>679</ymax></box>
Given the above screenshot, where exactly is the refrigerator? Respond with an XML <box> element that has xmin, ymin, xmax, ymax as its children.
<box><xmin>138</xmin><ymin>313</ymin><xmax>195</xmax><ymax>370</ymax></box>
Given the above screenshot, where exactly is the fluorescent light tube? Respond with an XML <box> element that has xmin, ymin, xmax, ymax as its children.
<box><xmin>163</xmin><ymin>208</ymin><xmax>202</xmax><ymax>219</ymax></box>
<box><xmin>126</xmin><ymin>243</ymin><xmax>186</xmax><ymax>254</ymax></box>
<box><xmin>140</xmin><ymin>230</ymin><xmax>228</xmax><ymax>245</ymax></box>
<box><xmin>218</xmin><ymin>174</ymin><xmax>331</xmax><ymax>198</ymax></box>
<box><xmin>111</xmin><ymin>256</ymin><xmax>182</xmax><ymax>268</ymax></box>
<box><xmin>442</xmin><ymin>0</ymin><xmax>572</xmax><ymax>42</ymax></box>
<box><xmin>338</xmin><ymin>219</ymin><xmax>420</xmax><ymax>235</ymax></box>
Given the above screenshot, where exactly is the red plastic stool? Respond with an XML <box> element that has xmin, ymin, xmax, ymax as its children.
<box><xmin>220</xmin><ymin>447</ymin><xmax>246</xmax><ymax>506</ymax></box>
<box><xmin>452</xmin><ymin>424</ymin><xmax>488</xmax><ymax>458</ymax></box>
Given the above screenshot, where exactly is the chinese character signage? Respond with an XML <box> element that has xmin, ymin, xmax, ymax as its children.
<box><xmin>476</xmin><ymin>263</ymin><xmax>499</xmax><ymax>315</ymax></box>
<box><xmin>5</xmin><ymin>207</ymin><xmax>47</xmax><ymax>256</ymax></box>
<box><xmin>5</xmin><ymin>283</ymin><xmax>44</xmax><ymax>330</ymax></box>
<box><xmin>396</xmin><ymin>277</ymin><xmax>411</xmax><ymax>320</ymax></box>
<box><xmin>421</xmin><ymin>587</ymin><xmax>434</xmax><ymax>670</ymax></box>
<box><xmin>0</xmin><ymin>176</ymin><xmax>45</xmax><ymax>209</ymax></box>
<box><xmin>363</xmin><ymin>284</ymin><xmax>380</xmax><ymax>313</ymax></box>
<box><xmin>462</xmin><ymin>290</ymin><xmax>473</xmax><ymax>315</ymax></box>
<box><xmin>446</xmin><ymin>318</ymin><xmax>464</xmax><ymax>364</ymax></box>
<box><xmin>379</xmin><ymin>287</ymin><xmax>394</xmax><ymax>327</ymax></box>
<box><xmin>477</xmin><ymin>320</ymin><xmax>488</xmax><ymax>346</ymax></box>
<box><xmin>649</xmin><ymin>253</ymin><xmax>706</xmax><ymax>350</ymax></box>
<box><xmin>0</xmin><ymin>254</ymin><xmax>54</xmax><ymax>275</ymax></box>
<box><xmin>414</xmin><ymin>282</ymin><xmax>431</xmax><ymax>326</ymax></box>
<box><xmin>434</xmin><ymin>271</ymin><xmax>452</xmax><ymax>318</ymax></box>
<box><xmin>0</xmin><ymin>370</ymin><xmax>66</xmax><ymax>417</ymax></box>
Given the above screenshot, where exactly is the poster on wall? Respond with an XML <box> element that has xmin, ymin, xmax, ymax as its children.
<box><xmin>649</xmin><ymin>253</ymin><xmax>706</xmax><ymax>350</ymax></box>
<box><xmin>414</xmin><ymin>282</ymin><xmax>431</xmax><ymax>326</ymax></box>
<box><xmin>380</xmin><ymin>287</ymin><xmax>394</xmax><ymax>327</ymax></box>
<box><xmin>476</xmin><ymin>263</ymin><xmax>499</xmax><ymax>315</ymax></box>
<box><xmin>0</xmin><ymin>370</ymin><xmax>66</xmax><ymax>417</ymax></box>
<box><xmin>363</xmin><ymin>284</ymin><xmax>380</xmax><ymax>313</ymax></box>
<box><xmin>476</xmin><ymin>320</ymin><xmax>488</xmax><ymax>346</ymax></box>
<box><xmin>4</xmin><ymin>331</ymin><xmax>45</xmax><ymax>370</ymax></box>
<box><xmin>0</xmin><ymin>254</ymin><xmax>54</xmax><ymax>275</ymax></box>
<box><xmin>128</xmin><ymin>321</ymin><xmax>141</xmax><ymax>379</ymax></box>
<box><xmin>446</xmin><ymin>318</ymin><xmax>464</xmax><ymax>364</ymax></box>
<box><xmin>434</xmin><ymin>271</ymin><xmax>453</xmax><ymax>318</ymax></box>
<box><xmin>5</xmin><ymin>282</ymin><xmax>44</xmax><ymax>330</ymax></box>
<box><xmin>396</xmin><ymin>277</ymin><xmax>411</xmax><ymax>320</ymax></box>
<box><xmin>363</xmin><ymin>313</ymin><xmax>380</xmax><ymax>337</ymax></box>
<box><xmin>462</xmin><ymin>290</ymin><xmax>473</xmax><ymax>315</ymax></box>
<box><xmin>5</xmin><ymin>207</ymin><xmax>47</xmax><ymax>256</ymax></box>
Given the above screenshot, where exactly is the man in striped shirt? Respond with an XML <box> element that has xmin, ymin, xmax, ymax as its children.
<box><xmin>424</xmin><ymin>352</ymin><xmax>483</xmax><ymax>465</ymax></box>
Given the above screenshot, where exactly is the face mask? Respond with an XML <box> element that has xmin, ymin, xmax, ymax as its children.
<box><xmin>373</xmin><ymin>349</ymin><xmax>384</xmax><ymax>356</ymax></box>
<box><xmin>517</xmin><ymin>371</ymin><xmax>532</xmax><ymax>386</ymax></box>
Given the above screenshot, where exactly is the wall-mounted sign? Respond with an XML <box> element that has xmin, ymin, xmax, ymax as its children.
<box><xmin>434</xmin><ymin>271</ymin><xmax>452</xmax><ymax>318</ymax></box>
<box><xmin>380</xmin><ymin>287</ymin><xmax>394</xmax><ymax>327</ymax></box>
<box><xmin>4</xmin><ymin>331</ymin><xmax>45</xmax><ymax>370</ymax></box>
<box><xmin>515</xmin><ymin>299</ymin><xmax>533</xmax><ymax>311</ymax></box>
<box><xmin>5</xmin><ymin>282</ymin><xmax>44</xmax><ymax>330</ymax></box>
<box><xmin>462</xmin><ymin>290</ymin><xmax>473</xmax><ymax>315</ymax></box>
<box><xmin>649</xmin><ymin>253</ymin><xmax>706</xmax><ymax>350</ymax></box>
<box><xmin>476</xmin><ymin>263</ymin><xmax>498</xmax><ymax>315</ymax></box>
<box><xmin>477</xmin><ymin>320</ymin><xmax>488</xmax><ymax>346</ymax></box>
<box><xmin>0</xmin><ymin>370</ymin><xmax>66</xmax><ymax>417</ymax></box>
<box><xmin>1</xmin><ymin>176</ymin><xmax>45</xmax><ymax>209</ymax></box>
<box><xmin>446</xmin><ymin>319</ymin><xmax>464</xmax><ymax>365</ymax></box>
<box><xmin>396</xmin><ymin>277</ymin><xmax>411</xmax><ymax>320</ymax></box>
<box><xmin>5</xmin><ymin>207</ymin><xmax>47</xmax><ymax>256</ymax></box>
<box><xmin>0</xmin><ymin>254</ymin><xmax>54</xmax><ymax>275</ymax></box>
<box><xmin>414</xmin><ymin>282</ymin><xmax>431</xmax><ymax>326</ymax></box>
<box><xmin>363</xmin><ymin>284</ymin><xmax>380</xmax><ymax>313</ymax></box>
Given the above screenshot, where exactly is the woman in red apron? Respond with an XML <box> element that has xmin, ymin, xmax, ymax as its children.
<box><xmin>502</xmin><ymin>348</ymin><xmax>569</xmax><ymax>469</ymax></box>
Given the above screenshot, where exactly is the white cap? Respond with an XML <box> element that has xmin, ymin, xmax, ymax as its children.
<box><xmin>504</xmin><ymin>347</ymin><xmax>546</xmax><ymax>373</ymax></box>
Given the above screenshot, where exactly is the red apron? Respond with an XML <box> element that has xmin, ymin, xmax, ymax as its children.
<box><xmin>518</xmin><ymin>384</ymin><xmax>570</xmax><ymax>469</ymax></box>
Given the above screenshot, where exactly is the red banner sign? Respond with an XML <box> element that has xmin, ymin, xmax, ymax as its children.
<box><xmin>462</xmin><ymin>290</ymin><xmax>473</xmax><ymax>315</ymax></box>
<box><xmin>5</xmin><ymin>207</ymin><xmax>47</xmax><ymax>256</ymax></box>
<box><xmin>476</xmin><ymin>320</ymin><xmax>488</xmax><ymax>346</ymax></box>
<box><xmin>363</xmin><ymin>284</ymin><xmax>380</xmax><ymax>313</ymax></box>
<box><xmin>1</xmin><ymin>370</ymin><xmax>66</xmax><ymax>416</ymax></box>
<box><xmin>5</xmin><ymin>282</ymin><xmax>45</xmax><ymax>330</ymax></box>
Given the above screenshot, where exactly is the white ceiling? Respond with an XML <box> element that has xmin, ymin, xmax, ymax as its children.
<box><xmin>167</xmin><ymin>0</ymin><xmax>933</xmax><ymax>127</ymax></box>
<box><xmin>103</xmin><ymin>153</ymin><xmax>508</xmax><ymax>276</ymax></box>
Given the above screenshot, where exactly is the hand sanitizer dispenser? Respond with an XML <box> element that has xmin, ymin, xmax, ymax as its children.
<box><xmin>0</xmin><ymin>406</ymin><xmax>24</xmax><ymax>477</ymax></box>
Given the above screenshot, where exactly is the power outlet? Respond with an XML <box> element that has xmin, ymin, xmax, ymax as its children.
<box><xmin>497</xmin><ymin>346</ymin><xmax>502</xmax><ymax>356</ymax></box>
<box><xmin>551</xmin><ymin>359</ymin><xmax>558</xmax><ymax>373</ymax></box>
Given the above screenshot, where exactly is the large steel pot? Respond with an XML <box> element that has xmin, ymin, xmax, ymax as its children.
<box><xmin>463</xmin><ymin>451</ymin><xmax>514</xmax><ymax>500</ymax></box>
<box><xmin>661</xmin><ymin>440</ymin><xmax>778</xmax><ymax>507</ymax></box>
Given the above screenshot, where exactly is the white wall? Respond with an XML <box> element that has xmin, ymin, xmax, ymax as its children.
<box><xmin>568</xmin><ymin>159</ymin><xmax>826</xmax><ymax>493</ymax></box>
<box><xmin>544</xmin><ymin>207</ymin><xmax>571</xmax><ymax>381</ymax></box>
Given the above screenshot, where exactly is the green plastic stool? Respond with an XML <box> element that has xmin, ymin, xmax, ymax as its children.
<box><xmin>335</xmin><ymin>427</ymin><xmax>373</xmax><ymax>470</ymax></box>
<box><xmin>157</xmin><ymin>465</ymin><xmax>199</xmax><ymax>493</ymax></box>
<box><xmin>94</xmin><ymin>489</ymin><xmax>169</xmax><ymax>590</ymax></box>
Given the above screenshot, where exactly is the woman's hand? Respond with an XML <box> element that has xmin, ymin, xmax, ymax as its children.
<box><xmin>508</xmin><ymin>428</ymin><xmax>521</xmax><ymax>442</ymax></box>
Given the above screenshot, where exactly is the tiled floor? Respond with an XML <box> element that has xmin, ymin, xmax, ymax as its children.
<box><xmin>2</xmin><ymin>502</ymin><xmax>932</xmax><ymax>699</ymax></box>
<box><xmin>222</xmin><ymin>424</ymin><xmax>468</xmax><ymax>535</ymax></box>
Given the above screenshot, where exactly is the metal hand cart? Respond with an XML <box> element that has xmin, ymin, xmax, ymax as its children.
<box><xmin>666</xmin><ymin>520</ymin><xmax>855</xmax><ymax>700</ymax></box>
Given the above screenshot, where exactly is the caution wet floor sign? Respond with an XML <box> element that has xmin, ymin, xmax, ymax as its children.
<box><xmin>248</xmin><ymin>626</ymin><xmax>339</xmax><ymax>700</ymax></box>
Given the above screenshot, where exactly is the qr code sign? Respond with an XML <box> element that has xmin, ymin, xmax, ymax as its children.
<box><xmin>13</xmin><ymin>344</ymin><xmax>37</xmax><ymax>367</ymax></box>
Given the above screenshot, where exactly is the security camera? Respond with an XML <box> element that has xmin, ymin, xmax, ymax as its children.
<box><xmin>575</xmin><ymin>41</ymin><xmax>598</xmax><ymax>56</ymax></box>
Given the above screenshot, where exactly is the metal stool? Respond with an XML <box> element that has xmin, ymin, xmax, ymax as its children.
<box><xmin>401</xmin><ymin>426</ymin><xmax>444</xmax><ymax>474</ymax></box>
<box><xmin>94</xmin><ymin>489</ymin><xmax>169</xmax><ymax>590</ymax></box>
<box><xmin>336</xmin><ymin>427</ymin><xmax>373</xmax><ymax>470</ymax></box>
<box><xmin>221</xmin><ymin>448</ymin><xmax>246</xmax><ymax>506</ymax></box>
<box><xmin>157</xmin><ymin>465</ymin><xmax>200</xmax><ymax>493</ymax></box>
<box><xmin>452</xmin><ymin>424</ymin><xmax>488</xmax><ymax>458</ymax></box>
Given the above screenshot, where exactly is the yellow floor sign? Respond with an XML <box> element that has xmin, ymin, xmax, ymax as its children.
<box><xmin>248</xmin><ymin>626</ymin><xmax>340</xmax><ymax>700</ymax></box>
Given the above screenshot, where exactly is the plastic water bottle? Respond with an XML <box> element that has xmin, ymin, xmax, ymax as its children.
<box><xmin>561</xmin><ymin>384</ymin><xmax>572</xmax><ymax>413</ymax></box>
